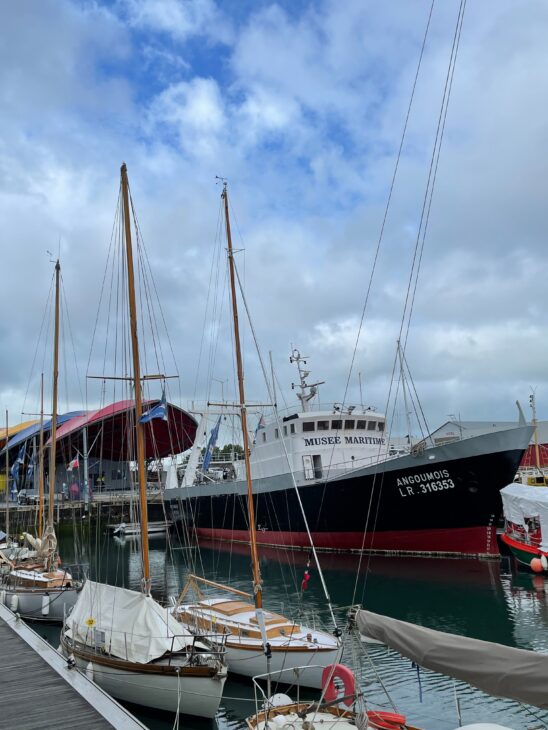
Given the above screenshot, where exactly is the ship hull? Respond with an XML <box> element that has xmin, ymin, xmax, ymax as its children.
<box><xmin>167</xmin><ymin>426</ymin><xmax>532</xmax><ymax>558</ymax></box>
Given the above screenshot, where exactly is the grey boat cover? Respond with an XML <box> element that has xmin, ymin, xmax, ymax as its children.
<box><xmin>356</xmin><ymin>609</ymin><xmax>548</xmax><ymax>709</ymax></box>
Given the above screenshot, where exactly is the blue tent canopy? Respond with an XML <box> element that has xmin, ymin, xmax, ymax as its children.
<box><xmin>1</xmin><ymin>411</ymin><xmax>86</xmax><ymax>456</ymax></box>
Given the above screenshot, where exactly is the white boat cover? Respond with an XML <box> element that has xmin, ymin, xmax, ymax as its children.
<box><xmin>356</xmin><ymin>609</ymin><xmax>548</xmax><ymax>709</ymax></box>
<box><xmin>501</xmin><ymin>483</ymin><xmax>548</xmax><ymax>550</ymax></box>
<box><xmin>66</xmin><ymin>580</ymin><xmax>194</xmax><ymax>664</ymax></box>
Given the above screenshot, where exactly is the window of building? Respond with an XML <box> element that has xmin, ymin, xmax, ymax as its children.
<box><xmin>331</xmin><ymin>420</ymin><xmax>342</xmax><ymax>430</ymax></box>
<box><xmin>290</xmin><ymin>424</ymin><xmax>295</xmax><ymax>434</ymax></box>
<box><xmin>283</xmin><ymin>426</ymin><xmax>287</xmax><ymax>436</ymax></box>
<box><xmin>356</xmin><ymin>420</ymin><xmax>366</xmax><ymax>430</ymax></box>
<box><xmin>367</xmin><ymin>421</ymin><xmax>376</xmax><ymax>431</ymax></box>
<box><xmin>262</xmin><ymin>432</ymin><xmax>267</xmax><ymax>442</ymax></box>
<box><xmin>345</xmin><ymin>420</ymin><xmax>355</xmax><ymax>430</ymax></box>
<box><xmin>378</xmin><ymin>421</ymin><xmax>385</xmax><ymax>432</ymax></box>
<box><xmin>302</xmin><ymin>422</ymin><xmax>315</xmax><ymax>432</ymax></box>
<box><xmin>275</xmin><ymin>428</ymin><xmax>279</xmax><ymax>439</ymax></box>
<box><xmin>317</xmin><ymin>420</ymin><xmax>329</xmax><ymax>431</ymax></box>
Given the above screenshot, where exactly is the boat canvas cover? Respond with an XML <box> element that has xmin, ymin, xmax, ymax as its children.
<box><xmin>356</xmin><ymin>609</ymin><xmax>548</xmax><ymax>709</ymax></box>
<box><xmin>66</xmin><ymin>580</ymin><xmax>193</xmax><ymax>663</ymax></box>
<box><xmin>501</xmin><ymin>483</ymin><xmax>548</xmax><ymax>549</ymax></box>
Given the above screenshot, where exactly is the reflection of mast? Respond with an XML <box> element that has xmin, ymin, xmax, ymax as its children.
<box><xmin>529</xmin><ymin>392</ymin><xmax>541</xmax><ymax>472</ymax></box>
<box><xmin>121</xmin><ymin>163</ymin><xmax>151</xmax><ymax>594</ymax></box>
<box><xmin>290</xmin><ymin>349</ymin><xmax>324</xmax><ymax>412</ymax></box>
<box><xmin>222</xmin><ymin>182</ymin><xmax>263</xmax><ymax>611</ymax></box>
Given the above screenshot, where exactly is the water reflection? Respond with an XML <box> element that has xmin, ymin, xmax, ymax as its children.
<box><xmin>54</xmin><ymin>533</ymin><xmax>548</xmax><ymax>730</ymax></box>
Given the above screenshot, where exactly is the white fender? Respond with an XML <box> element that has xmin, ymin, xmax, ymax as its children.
<box><xmin>10</xmin><ymin>593</ymin><xmax>18</xmax><ymax>612</ymax></box>
<box><xmin>41</xmin><ymin>593</ymin><xmax>51</xmax><ymax>616</ymax></box>
<box><xmin>0</xmin><ymin>590</ymin><xmax>6</xmax><ymax>605</ymax></box>
<box><xmin>85</xmin><ymin>662</ymin><xmax>94</xmax><ymax>682</ymax></box>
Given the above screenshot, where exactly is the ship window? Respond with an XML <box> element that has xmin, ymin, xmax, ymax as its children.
<box><xmin>262</xmin><ymin>432</ymin><xmax>267</xmax><ymax>442</ymax></box>
<box><xmin>317</xmin><ymin>420</ymin><xmax>329</xmax><ymax>431</ymax></box>
<box><xmin>378</xmin><ymin>422</ymin><xmax>385</xmax><ymax>432</ymax></box>
<box><xmin>275</xmin><ymin>428</ymin><xmax>279</xmax><ymax>439</ymax></box>
<box><xmin>367</xmin><ymin>421</ymin><xmax>376</xmax><ymax>431</ymax></box>
<box><xmin>331</xmin><ymin>420</ymin><xmax>342</xmax><ymax>429</ymax></box>
<box><xmin>283</xmin><ymin>426</ymin><xmax>287</xmax><ymax>436</ymax></box>
<box><xmin>302</xmin><ymin>422</ymin><xmax>315</xmax><ymax>432</ymax></box>
<box><xmin>356</xmin><ymin>420</ymin><xmax>366</xmax><ymax>430</ymax></box>
<box><xmin>345</xmin><ymin>420</ymin><xmax>355</xmax><ymax>430</ymax></box>
<box><xmin>290</xmin><ymin>424</ymin><xmax>295</xmax><ymax>434</ymax></box>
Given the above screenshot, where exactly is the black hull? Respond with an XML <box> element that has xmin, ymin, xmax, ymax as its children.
<box><xmin>167</xmin><ymin>427</ymin><xmax>532</xmax><ymax>557</ymax></box>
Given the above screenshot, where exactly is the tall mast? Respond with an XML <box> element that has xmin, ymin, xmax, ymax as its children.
<box><xmin>5</xmin><ymin>411</ymin><xmax>9</xmax><ymax>540</ymax></box>
<box><xmin>120</xmin><ymin>163</ymin><xmax>150</xmax><ymax>594</ymax></box>
<box><xmin>47</xmin><ymin>260</ymin><xmax>60</xmax><ymax>530</ymax></box>
<box><xmin>222</xmin><ymin>183</ymin><xmax>262</xmax><ymax>609</ymax></box>
<box><xmin>38</xmin><ymin>373</ymin><xmax>44</xmax><ymax>539</ymax></box>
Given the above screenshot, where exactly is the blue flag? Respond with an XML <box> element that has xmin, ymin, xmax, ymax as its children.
<box><xmin>10</xmin><ymin>445</ymin><xmax>25</xmax><ymax>485</ymax></box>
<box><xmin>139</xmin><ymin>391</ymin><xmax>168</xmax><ymax>424</ymax></box>
<box><xmin>203</xmin><ymin>416</ymin><xmax>222</xmax><ymax>471</ymax></box>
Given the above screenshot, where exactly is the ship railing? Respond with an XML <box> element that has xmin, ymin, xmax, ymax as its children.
<box><xmin>69</xmin><ymin>622</ymin><xmax>227</xmax><ymax>663</ymax></box>
<box><xmin>250</xmin><ymin>664</ymin><xmax>347</xmax><ymax>719</ymax></box>
<box><xmin>504</xmin><ymin>519</ymin><xmax>542</xmax><ymax>547</ymax></box>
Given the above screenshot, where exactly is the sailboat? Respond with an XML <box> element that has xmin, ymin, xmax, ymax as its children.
<box><xmin>0</xmin><ymin>263</ymin><xmax>81</xmax><ymax>622</ymax></box>
<box><xmin>173</xmin><ymin>182</ymin><xmax>341</xmax><ymax>689</ymax></box>
<box><xmin>61</xmin><ymin>163</ymin><xmax>227</xmax><ymax>718</ymax></box>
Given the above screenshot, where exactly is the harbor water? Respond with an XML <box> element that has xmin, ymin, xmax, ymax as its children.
<box><xmin>38</xmin><ymin>530</ymin><xmax>548</xmax><ymax>730</ymax></box>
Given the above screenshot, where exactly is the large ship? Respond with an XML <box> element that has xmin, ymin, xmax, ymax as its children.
<box><xmin>165</xmin><ymin>353</ymin><xmax>532</xmax><ymax>558</ymax></box>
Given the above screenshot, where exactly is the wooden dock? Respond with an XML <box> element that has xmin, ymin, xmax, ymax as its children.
<box><xmin>0</xmin><ymin>603</ymin><xmax>147</xmax><ymax>729</ymax></box>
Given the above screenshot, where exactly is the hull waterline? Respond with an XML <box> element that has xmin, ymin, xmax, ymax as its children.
<box><xmin>167</xmin><ymin>427</ymin><xmax>532</xmax><ymax>558</ymax></box>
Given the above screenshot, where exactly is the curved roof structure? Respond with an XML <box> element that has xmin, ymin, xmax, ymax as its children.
<box><xmin>52</xmin><ymin>399</ymin><xmax>197</xmax><ymax>461</ymax></box>
<box><xmin>2</xmin><ymin>412</ymin><xmax>85</xmax><ymax>455</ymax></box>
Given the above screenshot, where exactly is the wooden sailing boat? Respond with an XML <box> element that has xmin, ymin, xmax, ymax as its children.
<box><xmin>0</xmin><ymin>263</ymin><xmax>81</xmax><ymax>621</ymax></box>
<box><xmin>61</xmin><ymin>163</ymin><xmax>227</xmax><ymax>718</ymax></box>
<box><xmin>174</xmin><ymin>182</ymin><xmax>341</xmax><ymax>689</ymax></box>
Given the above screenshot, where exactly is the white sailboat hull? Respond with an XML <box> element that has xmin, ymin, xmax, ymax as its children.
<box><xmin>224</xmin><ymin>642</ymin><xmax>340</xmax><ymax>688</ymax></box>
<box><xmin>0</xmin><ymin>585</ymin><xmax>80</xmax><ymax>622</ymax></box>
<box><xmin>71</xmin><ymin>652</ymin><xmax>226</xmax><ymax>718</ymax></box>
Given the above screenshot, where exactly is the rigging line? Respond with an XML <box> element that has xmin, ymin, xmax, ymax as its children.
<box><xmin>86</xmin><ymin>191</ymin><xmax>120</xmax><ymax>393</ymax></box>
<box><xmin>231</xmin><ymin>257</ymin><xmax>338</xmax><ymax>632</ymax></box>
<box><xmin>340</xmin><ymin>0</ymin><xmax>436</xmax><ymax>411</ymax></box>
<box><xmin>60</xmin><ymin>275</ymin><xmax>85</xmax><ymax>410</ymax></box>
<box><xmin>400</xmin><ymin>0</ymin><xmax>466</xmax><ymax>352</ymax></box>
<box><xmin>133</xmin><ymin>205</ymin><xmax>180</xmax><ymax>382</ymax></box>
<box><xmin>21</xmin><ymin>269</ymin><xmax>55</xmax><ymax>420</ymax></box>
<box><xmin>402</xmin><ymin>348</ymin><xmax>430</xmax><ymax>440</ymax></box>
<box><xmin>354</xmin><ymin>1</ymin><xmax>467</xmax><ymax>606</ymax></box>
<box><xmin>193</xmin><ymin>195</ymin><xmax>224</xmax><ymax>402</ymax></box>
<box><xmin>403</xmin><ymin>0</ymin><xmax>467</xmax><ymax>352</ymax></box>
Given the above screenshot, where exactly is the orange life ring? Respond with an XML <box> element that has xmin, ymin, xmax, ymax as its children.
<box><xmin>321</xmin><ymin>663</ymin><xmax>356</xmax><ymax>707</ymax></box>
<box><xmin>367</xmin><ymin>709</ymin><xmax>407</xmax><ymax>729</ymax></box>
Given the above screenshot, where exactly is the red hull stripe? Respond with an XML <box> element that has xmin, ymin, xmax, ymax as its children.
<box><xmin>196</xmin><ymin>526</ymin><xmax>499</xmax><ymax>556</ymax></box>
<box><xmin>501</xmin><ymin>533</ymin><xmax>547</xmax><ymax>556</ymax></box>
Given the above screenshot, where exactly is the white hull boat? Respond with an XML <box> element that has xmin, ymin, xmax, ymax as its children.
<box><xmin>63</xmin><ymin>639</ymin><xmax>226</xmax><ymax>717</ymax></box>
<box><xmin>175</xmin><ymin>592</ymin><xmax>341</xmax><ymax>689</ymax></box>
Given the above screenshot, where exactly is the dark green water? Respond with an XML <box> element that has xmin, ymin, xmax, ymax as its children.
<box><xmin>36</xmin><ymin>530</ymin><xmax>548</xmax><ymax>730</ymax></box>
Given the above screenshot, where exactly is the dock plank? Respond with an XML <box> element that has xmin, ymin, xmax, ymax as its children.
<box><xmin>0</xmin><ymin>607</ymin><xmax>146</xmax><ymax>729</ymax></box>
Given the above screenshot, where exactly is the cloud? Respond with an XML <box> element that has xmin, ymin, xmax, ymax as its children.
<box><xmin>1</xmin><ymin>0</ymin><xmax>548</xmax><ymax>437</ymax></box>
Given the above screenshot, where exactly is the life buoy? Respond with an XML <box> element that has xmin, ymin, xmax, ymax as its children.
<box><xmin>321</xmin><ymin>664</ymin><xmax>356</xmax><ymax>707</ymax></box>
<box><xmin>367</xmin><ymin>709</ymin><xmax>407</xmax><ymax>729</ymax></box>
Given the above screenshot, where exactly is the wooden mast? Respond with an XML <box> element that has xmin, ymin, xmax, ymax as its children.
<box><xmin>5</xmin><ymin>411</ymin><xmax>9</xmax><ymax>540</ymax></box>
<box><xmin>222</xmin><ymin>183</ymin><xmax>263</xmax><ymax>609</ymax></box>
<box><xmin>47</xmin><ymin>260</ymin><xmax>60</xmax><ymax>530</ymax></box>
<box><xmin>38</xmin><ymin>373</ymin><xmax>44</xmax><ymax>539</ymax></box>
<box><xmin>120</xmin><ymin>163</ymin><xmax>151</xmax><ymax>594</ymax></box>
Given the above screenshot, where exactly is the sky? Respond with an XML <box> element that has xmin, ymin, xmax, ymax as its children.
<box><xmin>1</xmin><ymin>0</ymin><xmax>548</xmax><ymax>438</ymax></box>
